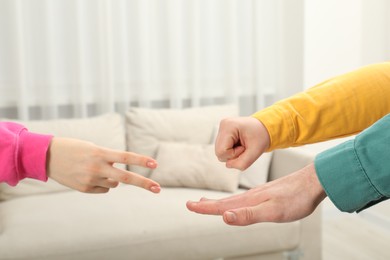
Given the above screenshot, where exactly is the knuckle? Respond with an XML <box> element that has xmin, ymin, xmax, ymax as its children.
<box><xmin>215</xmin><ymin>149</ymin><xmax>225</xmax><ymax>160</ymax></box>
<box><xmin>84</xmin><ymin>162</ymin><xmax>103</xmax><ymax>175</ymax></box>
<box><xmin>214</xmin><ymin>201</ymin><xmax>225</xmax><ymax>215</ymax></box>
<box><xmin>120</xmin><ymin>174</ymin><xmax>133</xmax><ymax>183</ymax></box>
<box><xmin>217</xmin><ymin>157</ymin><xmax>225</xmax><ymax>163</ymax></box>
<box><xmin>219</xmin><ymin>118</ymin><xmax>228</xmax><ymax>127</ymax></box>
<box><xmin>90</xmin><ymin>146</ymin><xmax>105</xmax><ymax>160</ymax></box>
<box><xmin>215</xmin><ymin>149</ymin><xmax>229</xmax><ymax>162</ymax></box>
<box><xmin>120</xmin><ymin>154</ymin><xmax>129</xmax><ymax>164</ymax></box>
<box><xmin>243</xmin><ymin>208</ymin><xmax>255</xmax><ymax>223</ymax></box>
<box><xmin>220</xmin><ymin>117</ymin><xmax>233</xmax><ymax>127</ymax></box>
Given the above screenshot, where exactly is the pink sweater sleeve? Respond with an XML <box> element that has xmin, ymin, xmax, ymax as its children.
<box><xmin>0</xmin><ymin>122</ymin><xmax>53</xmax><ymax>186</ymax></box>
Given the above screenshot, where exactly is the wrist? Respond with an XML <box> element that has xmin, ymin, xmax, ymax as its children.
<box><xmin>256</xmin><ymin>118</ymin><xmax>271</xmax><ymax>151</ymax></box>
<box><xmin>304</xmin><ymin>163</ymin><xmax>327</xmax><ymax>204</ymax></box>
<box><xmin>248</xmin><ymin>117</ymin><xmax>270</xmax><ymax>152</ymax></box>
<box><xmin>19</xmin><ymin>130</ymin><xmax>53</xmax><ymax>182</ymax></box>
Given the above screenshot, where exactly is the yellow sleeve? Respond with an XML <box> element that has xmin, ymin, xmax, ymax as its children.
<box><xmin>252</xmin><ymin>62</ymin><xmax>390</xmax><ymax>151</ymax></box>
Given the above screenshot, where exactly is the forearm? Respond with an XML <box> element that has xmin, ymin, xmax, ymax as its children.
<box><xmin>315</xmin><ymin>113</ymin><xmax>390</xmax><ymax>213</ymax></box>
<box><xmin>0</xmin><ymin>122</ymin><xmax>53</xmax><ymax>186</ymax></box>
<box><xmin>253</xmin><ymin>62</ymin><xmax>390</xmax><ymax>151</ymax></box>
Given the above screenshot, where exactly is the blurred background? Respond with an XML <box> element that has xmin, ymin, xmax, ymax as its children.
<box><xmin>1</xmin><ymin>0</ymin><xmax>389</xmax><ymax>121</ymax></box>
<box><xmin>1</xmin><ymin>1</ymin><xmax>390</xmax><ymax>259</ymax></box>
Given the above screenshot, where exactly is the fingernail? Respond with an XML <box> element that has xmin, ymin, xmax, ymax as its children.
<box><xmin>150</xmin><ymin>185</ymin><xmax>161</xmax><ymax>193</ymax></box>
<box><xmin>225</xmin><ymin>211</ymin><xmax>236</xmax><ymax>223</ymax></box>
<box><xmin>186</xmin><ymin>201</ymin><xmax>196</xmax><ymax>211</ymax></box>
<box><xmin>147</xmin><ymin>161</ymin><xmax>157</xmax><ymax>168</ymax></box>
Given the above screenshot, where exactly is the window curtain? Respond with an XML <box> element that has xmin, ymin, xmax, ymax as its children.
<box><xmin>0</xmin><ymin>0</ymin><xmax>304</xmax><ymax>120</ymax></box>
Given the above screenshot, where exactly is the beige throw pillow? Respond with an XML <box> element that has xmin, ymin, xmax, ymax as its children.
<box><xmin>126</xmin><ymin>105</ymin><xmax>239</xmax><ymax>177</ymax></box>
<box><xmin>0</xmin><ymin>113</ymin><xmax>126</xmax><ymax>201</ymax></box>
<box><xmin>150</xmin><ymin>142</ymin><xmax>240</xmax><ymax>192</ymax></box>
<box><xmin>238</xmin><ymin>153</ymin><xmax>273</xmax><ymax>188</ymax></box>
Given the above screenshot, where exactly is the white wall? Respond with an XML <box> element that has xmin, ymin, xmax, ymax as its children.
<box><xmin>303</xmin><ymin>0</ymin><xmax>390</xmax><ymax>88</ymax></box>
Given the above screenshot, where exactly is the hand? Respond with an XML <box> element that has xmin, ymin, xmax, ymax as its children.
<box><xmin>186</xmin><ymin>163</ymin><xmax>327</xmax><ymax>225</ymax></box>
<box><xmin>215</xmin><ymin>117</ymin><xmax>270</xmax><ymax>170</ymax></box>
<box><xmin>46</xmin><ymin>137</ymin><xmax>161</xmax><ymax>194</ymax></box>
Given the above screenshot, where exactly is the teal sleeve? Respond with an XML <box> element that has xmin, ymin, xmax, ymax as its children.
<box><xmin>314</xmin><ymin>113</ymin><xmax>390</xmax><ymax>213</ymax></box>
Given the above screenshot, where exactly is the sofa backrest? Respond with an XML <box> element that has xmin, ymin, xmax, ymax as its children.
<box><xmin>125</xmin><ymin>105</ymin><xmax>240</xmax><ymax>178</ymax></box>
<box><xmin>125</xmin><ymin>105</ymin><xmax>273</xmax><ymax>190</ymax></box>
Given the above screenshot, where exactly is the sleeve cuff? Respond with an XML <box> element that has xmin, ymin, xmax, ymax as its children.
<box><xmin>18</xmin><ymin>130</ymin><xmax>53</xmax><ymax>183</ymax></box>
<box><xmin>314</xmin><ymin>140</ymin><xmax>383</xmax><ymax>213</ymax></box>
<box><xmin>251</xmin><ymin>106</ymin><xmax>295</xmax><ymax>151</ymax></box>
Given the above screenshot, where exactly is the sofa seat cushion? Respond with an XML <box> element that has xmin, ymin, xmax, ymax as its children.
<box><xmin>0</xmin><ymin>187</ymin><xmax>300</xmax><ymax>260</ymax></box>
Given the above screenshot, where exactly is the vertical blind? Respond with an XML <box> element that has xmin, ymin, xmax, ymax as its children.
<box><xmin>0</xmin><ymin>0</ymin><xmax>304</xmax><ymax>120</ymax></box>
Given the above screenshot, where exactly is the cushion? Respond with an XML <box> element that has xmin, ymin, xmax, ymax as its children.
<box><xmin>125</xmin><ymin>105</ymin><xmax>239</xmax><ymax>177</ymax></box>
<box><xmin>238</xmin><ymin>152</ymin><xmax>273</xmax><ymax>188</ymax></box>
<box><xmin>150</xmin><ymin>142</ymin><xmax>240</xmax><ymax>192</ymax></box>
<box><xmin>0</xmin><ymin>186</ymin><xmax>300</xmax><ymax>259</ymax></box>
<box><xmin>0</xmin><ymin>113</ymin><xmax>126</xmax><ymax>201</ymax></box>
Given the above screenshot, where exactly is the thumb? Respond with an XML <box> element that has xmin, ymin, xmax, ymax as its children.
<box><xmin>223</xmin><ymin>204</ymin><xmax>274</xmax><ymax>226</ymax></box>
<box><xmin>226</xmin><ymin>147</ymin><xmax>261</xmax><ymax>170</ymax></box>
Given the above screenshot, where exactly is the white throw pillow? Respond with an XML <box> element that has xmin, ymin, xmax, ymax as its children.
<box><xmin>125</xmin><ymin>105</ymin><xmax>239</xmax><ymax>177</ymax></box>
<box><xmin>150</xmin><ymin>142</ymin><xmax>240</xmax><ymax>192</ymax></box>
<box><xmin>0</xmin><ymin>113</ymin><xmax>126</xmax><ymax>201</ymax></box>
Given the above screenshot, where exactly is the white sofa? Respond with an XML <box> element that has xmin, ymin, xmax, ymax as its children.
<box><xmin>0</xmin><ymin>106</ymin><xmax>322</xmax><ymax>260</ymax></box>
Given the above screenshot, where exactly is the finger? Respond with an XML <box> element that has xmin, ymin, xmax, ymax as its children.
<box><xmin>94</xmin><ymin>178</ymin><xmax>119</xmax><ymax>189</ymax></box>
<box><xmin>226</xmin><ymin>147</ymin><xmax>261</xmax><ymax>170</ymax></box>
<box><xmin>186</xmin><ymin>192</ymin><xmax>261</xmax><ymax>215</ymax></box>
<box><xmin>215</xmin><ymin>134</ymin><xmax>243</xmax><ymax>162</ymax></box>
<box><xmin>223</xmin><ymin>202</ymin><xmax>280</xmax><ymax>226</ymax></box>
<box><xmin>92</xmin><ymin>186</ymin><xmax>110</xmax><ymax>193</ymax></box>
<box><xmin>80</xmin><ymin>186</ymin><xmax>110</xmax><ymax>194</ymax></box>
<box><xmin>224</xmin><ymin>146</ymin><xmax>246</xmax><ymax>164</ymax></box>
<box><xmin>186</xmin><ymin>199</ymin><xmax>221</xmax><ymax>215</ymax></box>
<box><xmin>105</xmin><ymin>166</ymin><xmax>161</xmax><ymax>193</ymax></box>
<box><xmin>103</xmin><ymin>149</ymin><xmax>158</xmax><ymax>169</ymax></box>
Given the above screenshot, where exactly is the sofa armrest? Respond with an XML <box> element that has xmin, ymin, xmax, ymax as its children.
<box><xmin>268</xmin><ymin>147</ymin><xmax>322</xmax><ymax>260</ymax></box>
<box><xmin>268</xmin><ymin>147</ymin><xmax>315</xmax><ymax>182</ymax></box>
